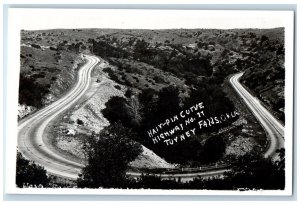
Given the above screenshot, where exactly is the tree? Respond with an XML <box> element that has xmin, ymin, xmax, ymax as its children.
<box><xmin>225</xmin><ymin>151</ymin><xmax>285</xmax><ymax>190</ymax></box>
<box><xmin>103</xmin><ymin>95</ymin><xmax>141</xmax><ymax>128</ymax></box>
<box><xmin>261</xmin><ymin>35</ymin><xmax>269</xmax><ymax>43</ymax></box>
<box><xmin>200</xmin><ymin>136</ymin><xmax>226</xmax><ymax>163</ymax></box>
<box><xmin>157</xmin><ymin>85</ymin><xmax>181</xmax><ymax>120</ymax></box>
<box><xmin>19</xmin><ymin>74</ymin><xmax>49</xmax><ymax>108</ymax></box>
<box><xmin>275</xmin><ymin>148</ymin><xmax>285</xmax><ymax>174</ymax></box>
<box><xmin>16</xmin><ymin>152</ymin><xmax>50</xmax><ymax>188</ymax></box>
<box><xmin>77</xmin><ymin>123</ymin><xmax>142</xmax><ymax>188</ymax></box>
<box><xmin>134</xmin><ymin>39</ymin><xmax>150</xmax><ymax>59</ymax></box>
<box><xmin>185</xmin><ymin>82</ymin><xmax>235</xmax><ymax>119</ymax></box>
<box><xmin>102</xmin><ymin>96</ymin><xmax>132</xmax><ymax>127</ymax></box>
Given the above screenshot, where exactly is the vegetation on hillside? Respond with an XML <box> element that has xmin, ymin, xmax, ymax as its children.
<box><xmin>127</xmin><ymin>149</ymin><xmax>285</xmax><ymax>190</ymax></box>
<box><xmin>240</xmin><ymin>34</ymin><xmax>285</xmax><ymax>122</ymax></box>
<box><xmin>77</xmin><ymin>123</ymin><xmax>142</xmax><ymax>188</ymax></box>
<box><xmin>19</xmin><ymin>35</ymin><xmax>83</xmax><ymax>118</ymax></box>
<box><xmin>19</xmin><ymin>28</ymin><xmax>285</xmax><ymax>190</ymax></box>
<box><xmin>20</xmin><ymin>28</ymin><xmax>284</xmax><ymax>121</ymax></box>
<box><xmin>16</xmin><ymin>147</ymin><xmax>285</xmax><ymax>190</ymax></box>
<box><xmin>102</xmin><ymin>83</ymin><xmax>236</xmax><ymax>165</ymax></box>
<box><xmin>16</xmin><ymin>152</ymin><xmax>50</xmax><ymax>188</ymax></box>
<box><xmin>19</xmin><ymin>74</ymin><xmax>49</xmax><ymax>108</ymax></box>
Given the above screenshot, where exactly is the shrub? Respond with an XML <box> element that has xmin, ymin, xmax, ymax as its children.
<box><xmin>77</xmin><ymin>123</ymin><xmax>142</xmax><ymax>188</ymax></box>
<box><xmin>16</xmin><ymin>152</ymin><xmax>50</xmax><ymax>188</ymax></box>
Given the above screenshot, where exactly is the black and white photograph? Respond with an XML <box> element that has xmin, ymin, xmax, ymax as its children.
<box><xmin>3</xmin><ymin>8</ymin><xmax>294</xmax><ymax>195</ymax></box>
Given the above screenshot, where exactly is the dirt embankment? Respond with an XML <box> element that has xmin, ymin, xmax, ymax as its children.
<box><xmin>222</xmin><ymin>76</ymin><xmax>268</xmax><ymax>157</ymax></box>
<box><xmin>44</xmin><ymin>55</ymin><xmax>85</xmax><ymax>104</ymax></box>
<box><xmin>52</xmin><ymin>59</ymin><xmax>175</xmax><ymax>169</ymax></box>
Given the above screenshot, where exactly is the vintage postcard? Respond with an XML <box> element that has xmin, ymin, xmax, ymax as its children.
<box><xmin>4</xmin><ymin>8</ymin><xmax>294</xmax><ymax>195</ymax></box>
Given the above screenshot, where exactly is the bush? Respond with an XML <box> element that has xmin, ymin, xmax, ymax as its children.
<box><xmin>77</xmin><ymin>123</ymin><xmax>142</xmax><ymax>188</ymax></box>
<box><xmin>77</xmin><ymin>119</ymin><xmax>84</xmax><ymax>125</ymax></box>
<box><xmin>31</xmin><ymin>44</ymin><xmax>41</xmax><ymax>49</ymax></box>
<box><xmin>102</xmin><ymin>96</ymin><xmax>139</xmax><ymax>128</ymax></box>
<box><xmin>200</xmin><ymin>136</ymin><xmax>226</xmax><ymax>163</ymax></box>
<box><xmin>114</xmin><ymin>85</ymin><xmax>121</xmax><ymax>90</ymax></box>
<box><xmin>16</xmin><ymin>152</ymin><xmax>50</xmax><ymax>188</ymax></box>
<box><xmin>224</xmin><ymin>150</ymin><xmax>285</xmax><ymax>190</ymax></box>
<box><xmin>19</xmin><ymin>74</ymin><xmax>49</xmax><ymax>108</ymax></box>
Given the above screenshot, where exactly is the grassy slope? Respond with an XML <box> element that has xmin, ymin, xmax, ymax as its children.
<box><xmin>19</xmin><ymin>31</ymin><xmax>86</xmax><ymax>118</ymax></box>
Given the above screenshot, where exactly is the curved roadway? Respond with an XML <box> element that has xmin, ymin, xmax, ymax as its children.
<box><xmin>18</xmin><ymin>57</ymin><xmax>284</xmax><ymax>181</ymax></box>
<box><xmin>18</xmin><ymin>55</ymin><xmax>99</xmax><ymax>179</ymax></box>
<box><xmin>230</xmin><ymin>72</ymin><xmax>284</xmax><ymax>159</ymax></box>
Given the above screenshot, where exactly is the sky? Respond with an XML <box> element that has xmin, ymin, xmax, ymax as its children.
<box><xmin>9</xmin><ymin>9</ymin><xmax>291</xmax><ymax>30</ymax></box>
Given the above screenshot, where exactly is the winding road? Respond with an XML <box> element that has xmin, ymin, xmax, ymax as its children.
<box><xmin>18</xmin><ymin>55</ymin><xmax>284</xmax><ymax>181</ymax></box>
<box><xmin>18</xmin><ymin>55</ymin><xmax>99</xmax><ymax>179</ymax></box>
<box><xmin>230</xmin><ymin>73</ymin><xmax>284</xmax><ymax>159</ymax></box>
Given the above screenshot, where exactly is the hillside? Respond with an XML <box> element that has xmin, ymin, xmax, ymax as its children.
<box><xmin>19</xmin><ymin>27</ymin><xmax>284</xmax><ymax>168</ymax></box>
<box><xmin>238</xmin><ymin>29</ymin><xmax>285</xmax><ymax>122</ymax></box>
<box><xmin>19</xmin><ymin>33</ymin><xmax>85</xmax><ymax>119</ymax></box>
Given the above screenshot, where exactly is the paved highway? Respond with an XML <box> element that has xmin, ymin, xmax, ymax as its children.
<box><xmin>18</xmin><ymin>55</ymin><xmax>230</xmax><ymax>181</ymax></box>
<box><xmin>18</xmin><ymin>57</ymin><xmax>284</xmax><ymax>182</ymax></box>
<box><xmin>230</xmin><ymin>73</ymin><xmax>284</xmax><ymax>159</ymax></box>
<box><xmin>18</xmin><ymin>55</ymin><xmax>100</xmax><ymax>179</ymax></box>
